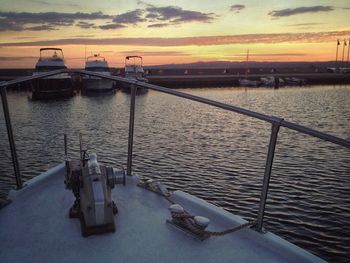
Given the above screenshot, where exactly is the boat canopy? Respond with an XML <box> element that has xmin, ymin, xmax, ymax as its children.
<box><xmin>126</xmin><ymin>55</ymin><xmax>143</xmax><ymax>60</ymax></box>
<box><xmin>39</xmin><ymin>49</ymin><xmax>64</xmax><ymax>60</ymax></box>
<box><xmin>125</xmin><ymin>56</ymin><xmax>144</xmax><ymax>74</ymax></box>
<box><xmin>40</xmin><ymin>48</ymin><xmax>63</xmax><ymax>51</ymax></box>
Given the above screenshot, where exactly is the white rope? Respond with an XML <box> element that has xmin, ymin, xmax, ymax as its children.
<box><xmin>138</xmin><ymin>179</ymin><xmax>256</xmax><ymax>237</ymax></box>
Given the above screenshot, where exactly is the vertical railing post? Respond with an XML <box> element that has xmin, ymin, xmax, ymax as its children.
<box><xmin>256</xmin><ymin>117</ymin><xmax>283</xmax><ymax>232</ymax></box>
<box><xmin>127</xmin><ymin>84</ymin><xmax>136</xmax><ymax>176</ymax></box>
<box><xmin>1</xmin><ymin>86</ymin><xmax>22</xmax><ymax>189</ymax></box>
<box><xmin>64</xmin><ymin>134</ymin><xmax>68</xmax><ymax>157</ymax></box>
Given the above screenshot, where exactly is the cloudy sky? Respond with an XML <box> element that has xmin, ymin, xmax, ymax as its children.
<box><xmin>0</xmin><ymin>0</ymin><xmax>349</xmax><ymax>68</ymax></box>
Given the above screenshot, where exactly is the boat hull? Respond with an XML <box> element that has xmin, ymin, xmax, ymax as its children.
<box><xmin>120</xmin><ymin>85</ymin><xmax>148</xmax><ymax>94</ymax></box>
<box><xmin>32</xmin><ymin>77</ymin><xmax>74</xmax><ymax>100</ymax></box>
<box><xmin>82</xmin><ymin>78</ymin><xmax>115</xmax><ymax>94</ymax></box>
<box><xmin>120</xmin><ymin>77</ymin><xmax>149</xmax><ymax>94</ymax></box>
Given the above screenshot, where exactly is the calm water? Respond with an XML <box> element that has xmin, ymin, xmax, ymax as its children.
<box><xmin>1</xmin><ymin>85</ymin><xmax>349</xmax><ymax>262</ymax></box>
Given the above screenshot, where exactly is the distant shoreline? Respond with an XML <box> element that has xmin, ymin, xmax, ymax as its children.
<box><xmin>1</xmin><ymin>68</ymin><xmax>350</xmax><ymax>88</ymax></box>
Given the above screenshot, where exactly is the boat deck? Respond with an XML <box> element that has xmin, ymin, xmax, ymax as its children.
<box><xmin>0</xmin><ymin>164</ymin><xmax>325</xmax><ymax>263</ymax></box>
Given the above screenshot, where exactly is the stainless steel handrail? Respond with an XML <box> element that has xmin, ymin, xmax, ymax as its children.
<box><xmin>0</xmin><ymin>69</ymin><xmax>66</xmax><ymax>87</ymax></box>
<box><xmin>1</xmin><ymin>88</ymin><xmax>22</xmax><ymax>189</ymax></box>
<box><xmin>1</xmin><ymin>69</ymin><xmax>349</xmax><ymax>232</ymax></box>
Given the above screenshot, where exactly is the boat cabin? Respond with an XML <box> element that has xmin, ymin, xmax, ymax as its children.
<box><xmin>85</xmin><ymin>54</ymin><xmax>110</xmax><ymax>72</ymax></box>
<box><xmin>35</xmin><ymin>48</ymin><xmax>67</xmax><ymax>71</ymax></box>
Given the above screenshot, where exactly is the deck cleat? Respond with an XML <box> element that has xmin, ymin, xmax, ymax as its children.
<box><xmin>167</xmin><ymin>204</ymin><xmax>210</xmax><ymax>240</ymax></box>
<box><xmin>194</xmin><ymin>216</ymin><xmax>210</xmax><ymax>230</ymax></box>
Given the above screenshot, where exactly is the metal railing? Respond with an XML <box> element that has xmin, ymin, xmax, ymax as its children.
<box><xmin>1</xmin><ymin>69</ymin><xmax>349</xmax><ymax>232</ymax></box>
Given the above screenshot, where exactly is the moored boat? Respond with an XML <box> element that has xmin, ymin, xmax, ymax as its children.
<box><xmin>260</xmin><ymin>76</ymin><xmax>284</xmax><ymax>87</ymax></box>
<box><xmin>2</xmin><ymin>71</ymin><xmax>348</xmax><ymax>262</ymax></box>
<box><xmin>284</xmin><ymin>77</ymin><xmax>306</xmax><ymax>86</ymax></box>
<box><xmin>121</xmin><ymin>56</ymin><xmax>148</xmax><ymax>93</ymax></box>
<box><xmin>31</xmin><ymin>48</ymin><xmax>74</xmax><ymax>100</ymax></box>
<box><xmin>238</xmin><ymin>78</ymin><xmax>260</xmax><ymax>87</ymax></box>
<box><xmin>82</xmin><ymin>54</ymin><xmax>115</xmax><ymax>94</ymax></box>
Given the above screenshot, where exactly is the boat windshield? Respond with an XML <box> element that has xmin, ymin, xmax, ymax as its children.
<box><xmin>40</xmin><ymin>49</ymin><xmax>64</xmax><ymax>61</ymax></box>
<box><xmin>87</xmin><ymin>54</ymin><xmax>106</xmax><ymax>63</ymax></box>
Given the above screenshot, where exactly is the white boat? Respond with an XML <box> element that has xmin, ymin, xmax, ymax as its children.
<box><xmin>260</xmin><ymin>76</ymin><xmax>284</xmax><ymax>87</ymax></box>
<box><xmin>32</xmin><ymin>48</ymin><xmax>74</xmax><ymax>100</ymax></box>
<box><xmin>121</xmin><ymin>56</ymin><xmax>148</xmax><ymax>93</ymax></box>
<box><xmin>0</xmin><ymin>153</ymin><xmax>326</xmax><ymax>263</ymax></box>
<box><xmin>82</xmin><ymin>54</ymin><xmax>115</xmax><ymax>94</ymax></box>
<box><xmin>284</xmin><ymin>77</ymin><xmax>306</xmax><ymax>86</ymax></box>
<box><xmin>238</xmin><ymin>78</ymin><xmax>260</xmax><ymax>87</ymax></box>
<box><xmin>326</xmin><ymin>67</ymin><xmax>350</xmax><ymax>73</ymax></box>
<box><xmin>2</xmin><ymin>71</ymin><xmax>347</xmax><ymax>262</ymax></box>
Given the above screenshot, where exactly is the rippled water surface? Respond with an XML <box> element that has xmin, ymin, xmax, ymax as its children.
<box><xmin>1</xmin><ymin>85</ymin><xmax>349</xmax><ymax>262</ymax></box>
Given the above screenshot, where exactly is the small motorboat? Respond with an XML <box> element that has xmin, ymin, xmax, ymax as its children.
<box><xmin>260</xmin><ymin>76</ymin><xmax>284</xmax><ymax>88</ymax></box>
<box><xmin>284</xmin><ymin>77</ymin><xmax>306</xmax><ymax>86</ymax></box>
<box><xmin>238</xmin><ymin>78</ymin><xmax>260</xmax><ymax>87</ymax></box>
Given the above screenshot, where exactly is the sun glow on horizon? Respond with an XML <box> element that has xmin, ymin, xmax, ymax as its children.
<box><xmin>0</xmin><ymin>0</ymin><xmax>349</xmax><ymax>68</ymax></box>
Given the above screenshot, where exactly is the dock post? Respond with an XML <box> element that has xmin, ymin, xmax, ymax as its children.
<box><xmin>1</xmin><ymin>87</ymin><xmax>22</xmax><ymax>189</ymax></box>
<box><xmin>256</xmin><ymin>118</ymin><xmax>282</xmax><ymax>232</ymax></box>
<box><xmin>274</xmin><ymin>77</ymin><xmax>279</xmax><ymax>89</ymax></box>
<box><xmin>127</xmin><ymin>84</ymin><xmax>136</xmax><ymax>176</ymax></box>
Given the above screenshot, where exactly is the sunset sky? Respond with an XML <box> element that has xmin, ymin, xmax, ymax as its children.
<box><xmin>0</xmin><ymin>0</ymin><xmax>349</xmax><ymax>68</ymax></box>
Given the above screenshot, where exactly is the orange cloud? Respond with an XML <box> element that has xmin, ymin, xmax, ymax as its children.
<box><xmin>1</xmin><ymin>31</ymin><xmax>349</xmax><ymax>47</ymax></box>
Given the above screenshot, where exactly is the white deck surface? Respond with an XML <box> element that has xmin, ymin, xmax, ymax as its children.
<box><xmin>0</xmin><ymin>164</ymin><xmax>325</xmax><ymax>263</ymax></box>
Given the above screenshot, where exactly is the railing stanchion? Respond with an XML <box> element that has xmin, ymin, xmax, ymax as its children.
<box><xmin>127</xmin><ymin>84</ymin><xmax>136</xmax><ymax>176</ymax></box>
<box><xmin>256</xmin><ymin>119</ymin><xmax>282</xmax><ymax>232</ymax></box>
<box><xmin>1</xmin><ymin>86</ymin><xmax>22</xmax><ymax>189</ymax></box>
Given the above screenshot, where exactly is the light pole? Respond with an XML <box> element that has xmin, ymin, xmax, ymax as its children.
<box><xmin>347</xmin><ymin>38</ymin><xmax>350</xmax><ymax>68</ymax></box>
<box><xmin>341</xmin><ymin>39</ymin><xmax>347</xmax><ymax>69</ymax></box>
<box><xmin>335</xmin><ymin>39</ymin><xmax>340</xmax><ymax>69</ymax></box>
